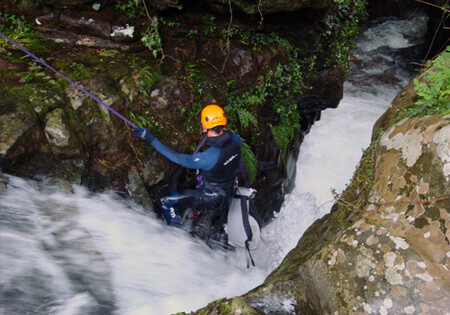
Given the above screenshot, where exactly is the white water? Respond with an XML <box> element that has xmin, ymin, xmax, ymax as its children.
<box><xmin>0</xmin><ymin>14</ymin><xmax>428</xmax><ymax>315</ymax></box>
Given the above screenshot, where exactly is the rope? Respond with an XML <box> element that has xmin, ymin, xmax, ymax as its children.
<box><xmin>0</xmin><ymin>31</ymin><xmax>137</xmax><ymax>128</ymax></box>
<box><xmin>193</xmin><ymin>134</ymin><xmax>208</xmax><ymax>154</ymax></box>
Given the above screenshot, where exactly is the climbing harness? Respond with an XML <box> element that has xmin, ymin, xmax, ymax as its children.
<box><xmin>0</xmin><ymin>31</ymin><xmax>137</xmax><ymax>128</ymax></box>
<box><xmin>193</xmin><ymin>136</ymin><xmax>261</xmax><ymax>267</ymax></box>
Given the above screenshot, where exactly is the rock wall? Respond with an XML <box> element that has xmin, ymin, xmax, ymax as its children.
<box><xmin>1</xmin><ymin>0</ymin><xmax>361</xmax><ymax>217</ymax></box>
<box><xmin>193</xmin><ymin>56</ymin><xmax>450</xmax><ymax>314</ymax></box>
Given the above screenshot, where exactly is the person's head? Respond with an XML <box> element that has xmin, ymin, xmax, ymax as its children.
<box><xmin>201</xmin><ymin>104</ymin><xmax>226</xmax><ymax>135</ymax></box>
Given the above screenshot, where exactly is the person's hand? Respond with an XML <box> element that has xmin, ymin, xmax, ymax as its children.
<box><xmin>132</xmin><ymin>127</ymin><xmax>154</xmax><ymax>142</ymax></box>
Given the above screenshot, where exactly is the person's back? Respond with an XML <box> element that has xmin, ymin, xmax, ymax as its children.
<box><xmin>132</xmin><ymin>104</ymin><xmax>241</xmax><ymax>248</ymax></box>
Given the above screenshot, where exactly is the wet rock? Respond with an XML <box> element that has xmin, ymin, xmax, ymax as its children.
<box><xmin>37</xmin><ymin>28</ymin><xmax>136</xmax><ymax>50</ymax></box>
<box><xmin>119</xmin><ymin>77</ymin><xmax>138</xmax><ymax>103</ymax></box>
<box><xmin>0</xmin><ymin>173</ymin><xmax>9</xmax><ymax>194</ymax></box>
<box><xmin>309</xmin><ymin>67</ymin><xmax>345</xmax><ymax>108</ymax></box>
<box><xmin>126</xmin><ymin>168</ymin><xmax>155</xmax><ymax>211</ymax></box>
<box><xmin>149</xmin><ymin>89</ymin><xmax>169</xmax><ymax>110</ymax></box>
<box><xmin>44</xmin><ymin>108</ymin><xmax>71</xmax><ymax>148</ymax></box>
<box><xmin>196</xmin><ymin>65</ymin><xmax>450</xmax><ymax>315</ymax></box>
<box><xmin>66</xmin><ymin>76</ymin><xmax>121</xmax><ymax>124</ymax></box>
<box><xmin>206</xmin><ymin>0</ymin><xmax>332</xmax><ymax>14</ymax></box>
<box><xmin>380</xmin><ymin>68</ymin><xmax>400</xmax><ymax>84</ymax></box>
<box><xmin>0</xmin><ymin>104</ymin><xmax>36</xmax><ymax>157</ymax></box>
<box><xmin>59</xmin><ymin>11</ymin><xmax>111</xmax><ymax>39</ymax></box>
<box><xmin>49</xmin><ymin>0</ymin><xmax>94</xmax><ymax>8</ymax></box>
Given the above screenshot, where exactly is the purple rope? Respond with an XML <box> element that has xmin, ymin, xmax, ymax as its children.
<box><xmin>194</xmin><ymin>134</ymin><xmax>207</xmax><ymax>188</ymax></box>
<box><xmin>0</xmin><ymin>31</ymin><xmax>137</xmax><ymax>128</ymax></box>
<box><xmin>239</xmin><ymin>162</ymin><xmax>249</xmax><ymax>188</ymax></box>
<box><xmin>193</xmin><ymin>134</ymin><xmax>208</xmax><ymax>154</ymax></box>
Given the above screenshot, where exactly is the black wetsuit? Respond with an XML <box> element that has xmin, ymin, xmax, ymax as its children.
<box><xmin>147</xmin><ymin>130</ymin><xmax>242</xmax><ymax>226</ymax></box>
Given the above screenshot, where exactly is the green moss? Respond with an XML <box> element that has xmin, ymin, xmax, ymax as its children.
<box><xmin>195</xmin><ymin>299</ymin><xmax>232</xmax><ymax>315</ymax></box>
<box><xmin>0</xmin><ymin>12</ymin><xmax>53</xmax><ymax>53</ymax></box>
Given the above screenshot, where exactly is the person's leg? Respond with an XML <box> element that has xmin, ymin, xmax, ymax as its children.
<box><xmin>160</xmin><ymin>189</ymin><xmax>202</xmax><ymax>227</ymax></box>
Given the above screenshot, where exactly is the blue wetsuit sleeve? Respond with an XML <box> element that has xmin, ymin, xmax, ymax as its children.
<box><xmin>149</xmin><ymin>137</ymin><xmax>219</xmax><ymax>170</ymax></box>
<box><xmin>233</xmin><ymin>133</ymin><xmax>242</xmax><ymax>147</ymax></box>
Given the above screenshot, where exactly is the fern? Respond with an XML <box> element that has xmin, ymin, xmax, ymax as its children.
<box><xmin>237</xmin><ymin>108</ymin><xmax>258</xmax><ymax>128</ymax></box>
<box><xmin>270</xmin><ymin>121</ymin><xmax>294</xmax><ymax>150</ymax></box>
<box><xmin>413</xmin><ymin>47</ymin><xmax>450</xmax><ymax>116</ymax></box>
<box><xmin>241</xmin><ymin>141</ymin><xmax>257</xmax><ymax>185</ymax></box>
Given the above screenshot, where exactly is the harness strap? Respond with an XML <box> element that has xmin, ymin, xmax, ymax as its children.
<box><xmin>245</xmin><ymin>240</ymin><xmax>256</xmax><ymax>268</ymax></box>
<box><xmin>239</xmin><ymin>194</ymin><xmax>256</xmax><ymax>268</ymax></box>
<box><xmin>240</xmin><ymin>196</ymin><xmax>253</xmax><ymax>241</ymax></box>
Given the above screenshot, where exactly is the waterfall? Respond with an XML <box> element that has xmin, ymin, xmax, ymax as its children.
<box><xmin>0</xmin><ymin>13</ymin><xmax>428</xmax><ymax>315</ymax></box>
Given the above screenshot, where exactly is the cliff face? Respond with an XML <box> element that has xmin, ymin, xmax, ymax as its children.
<box><xmin>1</xmin><ymin>0</ymin><xmax>367</xmax><ymax>217</ymax></box>
<box><xmin>195</xmin><ymin>59</ymin><xmax>450</xmax><ymax>314</ymax></box>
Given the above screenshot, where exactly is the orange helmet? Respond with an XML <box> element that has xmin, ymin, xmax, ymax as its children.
<box><xmin>201</xmin><ymin>104</ymin><xmax>227</xmax><ymax>129</ymax></box>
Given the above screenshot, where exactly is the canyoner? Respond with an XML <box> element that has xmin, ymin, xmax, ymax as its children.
<box><xmin>1</xmin><ymin>30</ymin><xmax>261</xmax><ymax>264</ymax></box>
<box><xmin>133</xmin><ymin>105</ymin><xmax>262</xmax><ymax>265</ymax></box>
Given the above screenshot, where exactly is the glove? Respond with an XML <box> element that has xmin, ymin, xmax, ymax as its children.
<box><xmin>132</xmin><ymin>127</ymin><xmax>155</xmax><ymax>142</ymax></box>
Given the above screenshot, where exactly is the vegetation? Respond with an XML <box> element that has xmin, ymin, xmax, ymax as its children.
<box><xmin>0</xmin><ymin>12</ymin><xmax>52</xmax><ymax>52</ymax></box>
<box><xmin>1</xmin><ymin>0</ymin><xmax>370</xmax><ymax>191</ymax></box>
<box><xmin>114</xmin><ymin>0</ymin><xmax>146</xmax><ymax>19</ymax></box>
<box><xmin>129</xmin><ymin>59</ymin><xmax>162</xmax><ymax>98</ymax></box>
<box><xmin>412</xmin><ymin>47</ymin><xmax>450</xmax><ymax>116</ymax></box>
<box><xmin>141</xmin><ymin>19</ymin><xmax>163</xmax><ymax>59</ymax></box>
<box><xmin>321</xmin><ymin>0</ymin><xmax>368</xmax><ymax>72</ymax></box>
<box><xmin>225</xmin><ymin>32</ymin><xmax>313</xmax><ymax>152</ymax></box>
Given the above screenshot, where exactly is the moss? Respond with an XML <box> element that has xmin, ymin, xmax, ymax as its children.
<box><xmin>195</xmin><ymin>299</ymin><xmax>232</xmax><ymax>314</ymax></box>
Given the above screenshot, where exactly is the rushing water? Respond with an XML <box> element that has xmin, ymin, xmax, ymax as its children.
<box><xmin>0</xmin><ymin>14</ymin><xmax>428</xmax><ymax>315</ymax></box>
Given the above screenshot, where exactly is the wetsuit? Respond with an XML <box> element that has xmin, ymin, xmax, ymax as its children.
<box><xmin>147</xmin><ymin>130</ymin><xmax>242</xmax><ymax>227</ymax></box>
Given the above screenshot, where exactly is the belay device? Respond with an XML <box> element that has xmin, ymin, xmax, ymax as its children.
<box><xmin>227</xmin><ymin>187</ymin><xmax>262</xmax><ymax>267</ymax></box>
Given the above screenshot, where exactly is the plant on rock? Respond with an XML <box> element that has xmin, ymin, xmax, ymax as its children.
<box><xmin>413</xmin><ymin>47</ymin><xmax>450</xmax><ymax>116</ymax></box>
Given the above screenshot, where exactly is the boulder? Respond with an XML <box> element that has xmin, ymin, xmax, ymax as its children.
<box><xmin>193</xmin><ymin>63</ymin><xmax>450</xmax><ymax>315</ymax></box>
<box><xmin>206</xmin><ymin>0</ymin><xmax>332</xmax><ymax>14</ymax></box>
<box><xmin>0</xmin><ymin>104</ymin><xmax>36</xmax><ymax>157</ymax></box>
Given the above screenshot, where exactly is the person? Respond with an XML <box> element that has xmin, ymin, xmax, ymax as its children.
<box><xmin>132</xmin><ymin>104</ymin><xmax>242</xmax><ymax>247</ymax></box>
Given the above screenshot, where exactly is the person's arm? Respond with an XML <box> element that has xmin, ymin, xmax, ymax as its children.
<box><xmin>150</xmin><ymin>137</ymin><xmax>219</xmax><ymax>170</ymax></box>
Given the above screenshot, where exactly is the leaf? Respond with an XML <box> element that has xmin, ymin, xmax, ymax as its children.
<box><xmin>237</xmin><ymin>108</ymin><xmax>258</xmax><ymax>128</ymax></box>
<box><xmin>241</xmin><ymin>141</ymin><xmax>257</xmax><ymax>184</ymax></box>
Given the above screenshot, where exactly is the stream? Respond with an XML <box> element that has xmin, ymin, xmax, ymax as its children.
<box><xmin>0</xmin><ymin>13</ymin><xmax>428</xmax><ymax>315</ymax></box>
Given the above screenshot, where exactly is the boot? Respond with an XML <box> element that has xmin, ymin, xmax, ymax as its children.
<box><xmin>162</xmin><ymin>206</ymin><xmax>182</xmax><ymax>227</ymax></box>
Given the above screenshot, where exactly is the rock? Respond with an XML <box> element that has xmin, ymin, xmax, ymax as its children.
<box><xmin>126</xmin><ymin>168</ymin><xmax>155</xmax><ymax>211</ymax></box>
<box><xmin>194</xmin><ymin>64</ymin><xmax>450</xmax><ymax>315</ymax></box>
<box><xmin>48</xmin><ymin>0</ymin><xmax>93</xmax><ymax>8</ymax></box>
<box><xmin>44</xmin><ymin>108</ymin><xmax>71</xmax><ymax>147</ymax></box>
<box><xmin>66</xmin><ymin>76</ymin><xmax>122</xmax><ymax>124</ymax></box>
<box><xmin>149</xmin><ymin>89</ymin><xmax>169</xmax><ymax>110</ymax></box>
<box><xmin>0</xmin><ymin>173</ymin><xmax>9</xmax><ymax>194</ymax></box>
<box><xmin>309</xmin><ymin>67</ymin><xmax>345</xmax><ymax>108</ymax></box>
<box><xmin>120</xmin><ymin>77</ymin><xmax>138</xmax><ymax>103</ymax></box>
<box><xmin>141</xmin><ymin>158</ymin><xmax>165</xmax><ymax>187</ymax></box>
<box><xmin>0</xmin><ymin>105</ymin><xmax>36</xmax><ymax>156</ymax></box>
<box><xmin>59</xmin><ymin>11</ymin><xmax>112</xmax><ymax>39</ymax></box>
<box><xmin>206</xmin><ymin>0</ymin><xmax>332</xmax><ymax>14</ymax></box>
<box><xmin>227</xmin><ymin>115</ymin><xmax>450</xmax><ymax>314</ymax></box>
